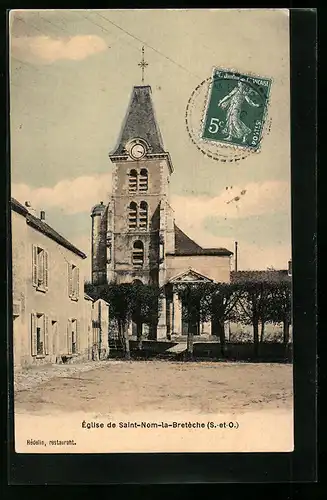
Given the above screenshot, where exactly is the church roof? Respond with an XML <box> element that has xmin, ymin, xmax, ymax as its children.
<box><xmin>11</xmin><ymin>197</ymin><xmax>87</xmax><ymax>259</ymax></box>
<box><xmin>91</xmin><ymin>201</ymin><xmax>106</xmax><ymax>216</ymax></box>
<box><xmin>171</xmin><ymin>225</ymin><xmax>233</xmax><ymax>257</ymax></box>
<box><xmin>110</xmin><ymin>85</ymin><xmax>165</xmax><ymax>155</ymax></box>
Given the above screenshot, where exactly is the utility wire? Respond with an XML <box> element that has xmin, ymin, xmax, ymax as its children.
<box><xmin>37</xmin><ymin>13</ymin><xmax>68</xmax><ymax>34</ymax></box>
<box><xmin>14</xmin><ymin>15</ymin><xmax>46</xmax><ymax>36</ymax></box>
<box><xmin>92</xmin><ymin>11</ymin><xmax>201</xmax><ymax>80</ymax></box>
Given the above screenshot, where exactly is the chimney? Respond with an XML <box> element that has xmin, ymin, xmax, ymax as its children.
<box><xmin>40</xmin><ymin>210</ymin><xmax>46</xmax><ymax>221</ymax></box>
<box><xmin>234</xmin><ymin>241</ymin><xmax>238</xmax><ymax>272</ymax></box>
<box><xmin>24</xmin><ymin>201</ymin><xmax>37</xmax><ymax>217</ymax></box>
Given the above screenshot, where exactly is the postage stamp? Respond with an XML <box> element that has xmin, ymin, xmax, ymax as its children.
<box><xmin>185</xmin><ymin>74</ymin><xmax>272</xmax><ymax>163</ymax></box>
<box><xmin>201</xmin><ymin>68</ymin><xmax>272</xmax><ymax>150</ymax></box>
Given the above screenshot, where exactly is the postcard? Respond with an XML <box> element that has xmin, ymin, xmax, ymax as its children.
<box><xmin>10</xmin><ymin>8</ymin><xmax>294</xmax><ymax>455</ymax></box>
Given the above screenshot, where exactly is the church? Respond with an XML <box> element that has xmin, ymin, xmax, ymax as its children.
<box><xmin>91</xmin><ymin>84</ymin><xmax>233</xmax><ymax>340</ymax></box>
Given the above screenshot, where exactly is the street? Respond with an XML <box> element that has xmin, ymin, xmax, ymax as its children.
<box><xmin>15</xmin><ymin>360</ymin><xmax>293</xmax><ymax>415</ymax></box>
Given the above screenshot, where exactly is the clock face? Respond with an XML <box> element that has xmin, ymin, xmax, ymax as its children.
<box><xmin>130</xmin><ymin>143</ymin><xmax>146</xmax><ymax>160</ymax></box>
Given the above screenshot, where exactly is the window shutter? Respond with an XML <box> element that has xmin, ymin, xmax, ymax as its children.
<box><xmin>67</xmin><ymin>319</ymin><xmax>72</xmax><ymax>354</ymax></box>
<box><xmin>75</xmin><ymin>267</ymin><xmax>80</xmax><ymax>299</ymax></box>
<box><xmin>76</xmin><ymin>320</ymin><xmax>79</xmax><ymax>353</ymax></box>
<box><xmin>31</xmin><ymin>312</ymin><xmax>37</xmax><ymax>356</ymax></box>
<box><xmin>44</xmin><ymin>251</ymin><xmax>49</xmax><ymax>290</ymax></box>
<box><xmin>44</xmin><ymin>315</ymin><xmax>49</xmax><ymax>355</ymax></box>
<box><xmin>68</xmin><ymin>263</ymin><xmax>73</xmax><ymax>298</ymax></box>
<box><xmin>32</xmin><ymin>245</ymin><xmax>37</xmax><ymax>286</ymax></box>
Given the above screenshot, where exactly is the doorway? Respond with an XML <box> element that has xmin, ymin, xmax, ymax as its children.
<box><xmin>181</xmin><ymin>301</ymin><xmax>200</xmax><ymax>336</ymax></box>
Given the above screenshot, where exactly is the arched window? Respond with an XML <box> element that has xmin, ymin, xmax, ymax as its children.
<box><xmin>128</xmin><ymin>202</ymin><xmax>137</xmax><ymax>229</ymax></box>
<box><xmin>128</xmin><ymin>169</ymin><xmax>137</xmax><ymax>192</ymax></box>
<box><xmin>139</xmin><ymin>169</ymin><xmax>148</xmax><ymax>192</ymax></box>
<box><xmin>132</xmin><ymin>241</ymin><xmax>144</xmax><ymax>268</ymax></box>
<box><xmin>139</xmin><ymin>201</ymin><xmax>148</xmax><ymax>229</ymax></box>
<box><xmin>132</xmin><ymin>279</ymin><xmax>143</xmax><ymax>285</ymax></box>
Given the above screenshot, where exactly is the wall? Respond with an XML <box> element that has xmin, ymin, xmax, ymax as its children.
<box><xmin>92</xmin><ymin>299</ymin><xmax>109</xmax><ymax>359</ymax></box>
<box><xmin>193</xmin><ymin>342</ymin><xmax>293</xmax><ymax>362</ymax></box>
<box><xmin>166</xmin><ymin>255</ymin><xmax>231</xmax><ymax>282</ymax></box>
<box><xmin>12</xmin><ymin>210</ymin><xmax>90</xmax><ymax>367</ymax></box>
<box><xmin>84</xmin><ymin>296</ymin><xmax>94</xmax><ymax>360</ymax></box>
<box><xmin>11</xmin><ymin>210</ymin><xmax>28</xmax><ymax>369</ymax></box>
<box><xmin>91</xmin><ymin>207</ymin><xmax>108</xmax><ymax>284</ymax></box>
<box><xmin>111</xmin><ymin>157</ymin><xmax>171</xmax><ymax>285</ymax></box>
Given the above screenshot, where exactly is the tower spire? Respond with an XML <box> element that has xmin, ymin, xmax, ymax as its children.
<box><xmin>138</xmin><ymin>46</ymin><xmax>148</xmax><ymax>84</ymax></box>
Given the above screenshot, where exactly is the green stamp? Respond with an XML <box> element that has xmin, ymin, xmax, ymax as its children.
<box><xmin>202</xmin><ymin>68</ymin><xmax>272</xmax><ymax>149</ymax></box>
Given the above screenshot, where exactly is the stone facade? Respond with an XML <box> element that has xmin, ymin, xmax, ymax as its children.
<box><xmin>11</xmin><ymin>198</ymin><xmax>94</xmax><ymax>368</ymax></box>
<box><xmin>91</xmin><ymin>85</ymin><xmax>233</xmax><ymax>339</ymax></box>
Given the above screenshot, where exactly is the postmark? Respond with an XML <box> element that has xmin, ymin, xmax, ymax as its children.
<box><xmin>185</xmin><ymin>68</ymin><xmax>272</xmax><ymax>162</ymax></box>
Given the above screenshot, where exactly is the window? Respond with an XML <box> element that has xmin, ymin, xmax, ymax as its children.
<box><xmin>68</xmin><ymin>264</ymin><xmax>80</xmax><ymax>300</ymax></box>
<box><xmin>159</xmin><ymin>235</ymin><xmax>165</xmax><ymax>261</ymax></box>
<box><xmin>139</xmin><ymin>169</ymin><xmax>148</xmax><ymax>192</ymax></box>
<box><xmin>67</xmin><ymin>319</ymin><xmax>78</xmax><ymax>355</ymax></box>
<box><xmin>132</xmin><ymin>241</ymin><xmax>144</xmax><ymax>268</ymax></box>
<box><xmin>139</xmin><ymin>201</ymin><xmax>148</xmax><ymax>229</ymax></box>
<box><xmin>31</xmin><ymin>313</ymin><xmax>49</xmax><ymax>357</ymax></box>
<box><xmin>32</xmin><ymin>245</ymin><xmax>49</xmax><ymax>291</ymax></box>
<box><xmin>128</xmin><ymin>202</ymin><xmax>137</xmax><ymax>229</ymax></box>
<box><xmin>128</xmin><ymin>169</ymin><xmax>138</xmax><ymax>192</ymax></box>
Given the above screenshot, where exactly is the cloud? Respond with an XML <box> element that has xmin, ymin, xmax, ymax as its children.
<box><xmin>11</xmin><ymin>35</ymin><xmax>108</xmax><ymax>63</ymax></box>
<box><xmin>12</xmin><ymin>173</ymin><xmax>112</xmax><ymax>214</ymax></box>
<box><xmin>170</xmin><ymin>180</ymin><xmax>291</xmax><ymax>269</ymax></box>
<box><xmin>171</xmin><ymin>180</ymin><xmax>290</xmax><ymax>231</ymax></box>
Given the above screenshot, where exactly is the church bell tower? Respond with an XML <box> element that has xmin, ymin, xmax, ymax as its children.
<box><xmin>106</xmin><ymin>84</ymin><xmax>174</xmax><ymax>287</ymax></box>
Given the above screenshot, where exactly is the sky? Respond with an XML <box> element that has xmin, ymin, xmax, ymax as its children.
<box><xmin>9</xmin><ymin>9</ymin><xmax>291</xmax><ymax>279</ymax></box>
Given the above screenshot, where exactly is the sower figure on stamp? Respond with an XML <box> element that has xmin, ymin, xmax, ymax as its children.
<box><xmin>218</xmin><ymin>80</ymin><xmax>260</xmax><ymax>143</ymax></box>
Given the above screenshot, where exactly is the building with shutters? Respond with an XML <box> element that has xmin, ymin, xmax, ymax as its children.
<box><xmin>11</xmin><ymin>197</ymin><xmax>92</xmax><ymax>369</ymax></box>
<box><xmin>91</xmin><ymin>85</ymin><xmax>233</xmax><ymax>339</ymax></box>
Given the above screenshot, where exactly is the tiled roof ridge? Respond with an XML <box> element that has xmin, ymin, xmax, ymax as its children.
<box><xmin>11</xmin><ymin>198</ymin><xmax>87</xmax><ymax>259</ymax></box>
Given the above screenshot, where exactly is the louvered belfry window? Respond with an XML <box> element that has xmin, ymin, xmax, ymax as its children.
<box><xmin>129</xmin><ymin>169</ymin><xmax>138</xmax><ymax>192</ymax></box>
<box><xmin>139</xmin><ymin>201</ymin><xmax>148</xmax><ymax>229</ymax></box>
<box><xmin>139</xmin><ymin>169</ymin><xmax>148</xmax><ymax>192</ymax></box>
<box><xmin>132</xmin><ymin>240</ymin><xmax>144</xmax><ymax>268</ymax></box>
<box><xmin>128</xmin><ymin>202</ymin><xmax>137</xmax><ymax>229</ymax></box>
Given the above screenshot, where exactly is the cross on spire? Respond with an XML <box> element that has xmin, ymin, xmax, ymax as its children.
<box><xmin>138</xmin><ymin>46</ymin><xmax>148</xmax><ymax>84</ymax></box>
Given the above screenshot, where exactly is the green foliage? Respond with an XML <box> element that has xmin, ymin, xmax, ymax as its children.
<box><xmin>176</xmin><ymin>282</ymin><xmax>213</xmax><ymax>324</ymax></box>
<box><xmin>267</xmin><ymin>282</ymin><xmax>292</xmax><ymax>325</ymax></box>
<box><xmin>175</xmin><ymin>282</ymin><xmax>243</xmax><ymax>324</ymax></box>
<box><xmin>84</xmin><ymin>281</ymin><xmax>162</xmax><ymax>327</ymax></box>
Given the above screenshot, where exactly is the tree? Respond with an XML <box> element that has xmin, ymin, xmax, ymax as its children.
<box><xmin>175</xmin><ymin>282</ymin><xmax>242</xmax><ymax>359</ymax></box>
<box><xmin>210</xmin><ymin>282</ymin><xmax>243</xmax><ymax>356</ymax></box>
<box><xmin>268</xmin><ymin>281</ymin><xmax>292</xmax><ymax>344</ymax></box>
<box><xmin>237</xmin><ymin>280</ymin><xmax>274</xmax><ymax>357</ymax></box>
<box><xmin>176</xmin><ymin>283</ymin><xmax>213</xmax><ymax>360</ymax></box>
<box><xmin>84</xmin><ymin>281</ymin><xmax>162</xmax><ymax>358</ymax></box>
<box><xmin>130</xmin><ymin>282</ymin><xmax>162</xmax><ymax>350</ymax></box>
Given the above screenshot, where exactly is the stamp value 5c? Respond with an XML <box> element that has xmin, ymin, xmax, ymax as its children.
<box><xmin>202</xmin><ymin>68</ymin><xmax>272</xmax><ymax>150</ymax></box>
